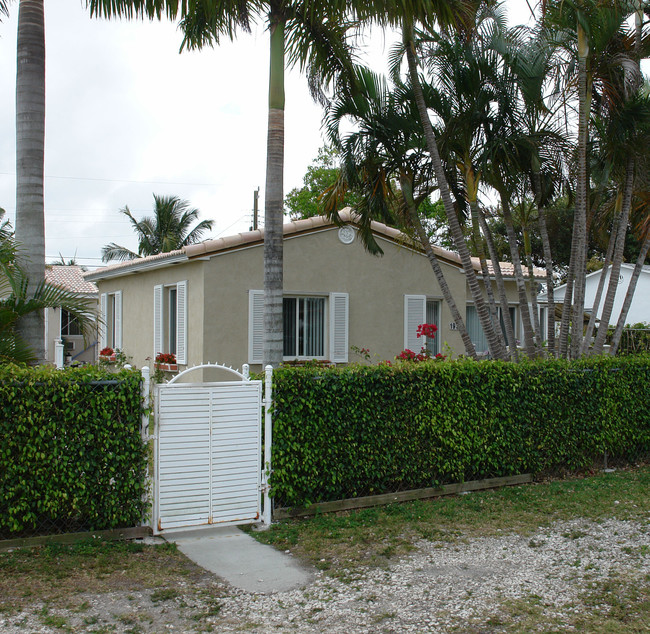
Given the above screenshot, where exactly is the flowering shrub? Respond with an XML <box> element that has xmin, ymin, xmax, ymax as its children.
<box><xmin>99</xmin><ymin>347</ymin><xmax>114</xmax><ymax>357</ymax></box>
<box><xmin>395</xmin><ymin>324</ymin><xmax>445</xmax><ymax>362</ymax></box>
<box><xmin>155</xmin><ymin>352</ymin><xmax>177</xmax><ymax>365</ymax></box>
<box><xmin>416</xmin><ymin>323</ymin><xmax>438</xmax><ymax>339</ymax></box>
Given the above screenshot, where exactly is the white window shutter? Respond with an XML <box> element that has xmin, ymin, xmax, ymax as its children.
<box><xmin>329</xmin><ymin>292</ymin><xmax>349</xmax><ymax>364</ymax></box>
<box><xmin>176</xmin><ymin>280</ymin><xmax>188</xmax><ymax>365</ymax></box>
<box><xmin>99</xmin><ymin>293</ymin><xmax>107</xmax><ymax>349</ymax></box>
<box><xmin>404</xmin><ymin>295</ymin><xmax>426</xmax><ymax>352</ymax></box>
<box><xmin>248</xmin><ymin>290</ymin><xmax>264</xmax><ymax>364</ymax></box>
<box><xmin>153</xmin><ymin>285</ymin><xmax>163</xmax><ymax>358</ymax></box>
<box><xmin>114</xmin><ymin>291</ymin><xmax>123</xmax><ymax>349</ymax></box>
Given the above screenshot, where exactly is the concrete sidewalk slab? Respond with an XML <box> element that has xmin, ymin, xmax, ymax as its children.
<box><xmin>163</xmin><ymin>526</ymin><xmax>313</xmax><ymax>594</ymax></box>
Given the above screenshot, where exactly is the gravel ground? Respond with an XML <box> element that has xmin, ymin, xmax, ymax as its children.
<box><xmin>2</xmin><ymin>517</ymin><xmax>648</xmax><ymax>633</ymax></box>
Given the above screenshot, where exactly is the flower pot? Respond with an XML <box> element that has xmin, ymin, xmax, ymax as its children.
<box><xmin>156</xmin><ymin>363</ymin><xmax>178</xmax><ymax>372</ymax></box>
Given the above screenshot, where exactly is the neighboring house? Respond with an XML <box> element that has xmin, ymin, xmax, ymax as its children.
<box><xmin>44</xmin><ymin>265</ymin><xmax>99</xmax><ymax>364</ymax></box>
<box><xmin>547</xmin><ymin>263</ymin><xmax>650</xmax><ymax>327</ymax></box>
<box><xmin>84</xmin><ymin>211</ymin><xmax>546</xmax><ymax>371</ymax></box>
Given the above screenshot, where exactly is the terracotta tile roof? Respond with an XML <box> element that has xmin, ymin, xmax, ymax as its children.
<box><xmin>87</xmin><ymin>209</ymin><xmax>545</xmax><ymax>280</ymax></box>
<box><xmin>45</xmin><ymin>265</ymin><xmax>98</xmax><ymax>295</ymax></box>
<box><xmin>185</xmin><ymin>210</ymin><xmax>544</xmax><ymax>278</ymax></box>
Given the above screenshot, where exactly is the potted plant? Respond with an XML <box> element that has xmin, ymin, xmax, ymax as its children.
<box><xmin>155</xmin><ymin>352</ymin><xmax>178</xmax><ymax>372</ymax></box>
<box><xmin>99</xmin><ymin>347</ymin><xmax>116</xmax><ymax>364</ymax></box>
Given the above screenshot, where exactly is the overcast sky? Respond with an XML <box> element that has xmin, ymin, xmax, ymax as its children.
<box><xmin>0</xmin><ymin>2</ymin><xmax>534</xmax><ymax>269</ymax></box>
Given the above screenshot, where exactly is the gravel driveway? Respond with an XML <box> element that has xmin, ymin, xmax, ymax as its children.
<box><xmin>2</xmin><ymin>516</ymin><xmax>648</xmax><ymax>633</ymax></box>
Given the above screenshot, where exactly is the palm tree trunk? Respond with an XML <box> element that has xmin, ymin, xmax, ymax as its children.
<box><xmin>263</xmin><ymin>4</ymin><xmax>285</xmax><ymax>368</ymax></box>
<box><xmin>569</xmin><ymin>23</ymin><xmax>590</xmax><ymax>358</ymax></box>
<box><xmin>400</xmin><ymin>174</ymin><xmax>477</xmax><ymax>360</ymax></box>
<box><xmin>581</xmin><ymin>204</ymin><xmax>619</xmax><ymax>354</ymax></box>
<box><xmin>468</xmin><ymin>193</ymin><xmax>499</xmax><ymax>328</ymax></box>
<box><xmin>537</xmin><ymin>206</ymin><xmax>556</xmax><ymax>356</ymax></box>
<box><xmin>498</xmin><ymin>191</ymin><xmax>537</xmax><ymax>358</ymax></box>
<box><xmin>15</xmin><ymin>0</ymin><xmax>46</xmax><ymax>364</ymax></box>
<box><xmin>523</xmin><ymin>228</ymin><xmax>542</xmax><ymax>346</ymax></box>
<box><xmin>478</xmin><ymin>209</ymin><xmax>518</xmax><ymax>360</ymax></box>
<box><xmin>403</xmin><ymin>21</ymin><xmax>507</xmax><ymax>360</ymax></box>
<box><xmin>609</xmin><ymin>233</ymin><xmax>650</xmax><ymax>355</ymax></box>
<box><xmin>592</xmin><ymin>157</ymin><xmax>635</xmax><ymax>354</ymax></box>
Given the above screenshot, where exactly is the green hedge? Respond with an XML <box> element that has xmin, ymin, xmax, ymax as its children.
<box><xmin>0</xmin><ymin>365</ymin><xmax>147</xmax><ymax>537</ymax></box>
<box><xmin>270</xmin><ymin>355</ymin><xmax>650</xmax><ymax>507</ymax></box>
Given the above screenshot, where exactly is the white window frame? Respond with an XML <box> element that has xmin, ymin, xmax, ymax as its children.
<box><xmin>248</xmin><ymin>291</ymin><xmax>349</xmax><ymax>364</ymax></box>
<box><xmin>154</xmin><ymin>281</ymin><xmax>187</xmax><ymax>364</ymax></box>
<box><xmin>99</xmin><ymin>291</ymin><xmax>122</xmax><ymax>350</ymax></box>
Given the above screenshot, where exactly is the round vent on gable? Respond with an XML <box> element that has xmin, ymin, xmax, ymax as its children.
<box><xmin>338</xmin><ymin>226</ymin><xmax>355</xmax><ymax>245</ymax></box>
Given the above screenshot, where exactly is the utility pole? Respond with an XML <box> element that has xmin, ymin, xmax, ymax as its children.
<box><xmin>252</xmin><ymin>187</ymin><xmax>260</xmax><ymax>231</ymax></box>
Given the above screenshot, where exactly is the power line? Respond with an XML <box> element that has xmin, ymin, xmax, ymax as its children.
<box><xmin>0</xmin><ymin>171</ymin><xmax>222</xmax><ymax>187</ymax></box>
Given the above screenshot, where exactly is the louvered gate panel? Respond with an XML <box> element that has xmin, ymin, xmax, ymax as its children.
<box><xmin>157</xmin><ymin>387</ymin><xmax>212</xmax><ymax>530</ymax></box>
<box><xmin>211</xmin><ymin>383</ymin><xmax>262</xmax><ymax>524</ymax></box>
<box><xmin>156</xmin><ymin>379</ymin><xmax>262</xmax><ymax>532</ymax></box>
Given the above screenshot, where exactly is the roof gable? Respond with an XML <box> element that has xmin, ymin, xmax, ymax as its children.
<box><xmin>86</xmin><ymin>209</ymin><xmax>544</xmax><ymax>281</ymax></box>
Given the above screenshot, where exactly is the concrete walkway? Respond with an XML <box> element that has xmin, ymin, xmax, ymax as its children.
<box><xmin>162</xmin><ymin>526</ymin><xmax>313</xmax><ymax>594</ymax></box>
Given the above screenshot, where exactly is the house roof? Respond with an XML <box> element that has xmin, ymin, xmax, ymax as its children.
<box><xmin>85</xmin><ymin>210</ymin><xmax>545</xmax><ymax>281</ymax></box>
<box><xmin>45</xmin><ymin>265</ymin><xmax>98</xmax><ymax>295</ymax></box>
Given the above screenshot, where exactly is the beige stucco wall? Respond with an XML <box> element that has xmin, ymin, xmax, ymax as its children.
<box><xmin>45</xmin><ymin>303</ymin><xmax>98</xmax><ymax>366</ymax></box>
<box><xmin>93</xmin><ymin>227</ymin><xmax>534</xmax><ymax>372</ymax></box>
<box><xmin>200</xmin><ymin>227</ymin><xmax>469</xmax><ymax>370</ymax></box>
<box><xmin>96</xmin><ymin>261</ymin><xmax>205</xmax><ymax>370</ymax></box>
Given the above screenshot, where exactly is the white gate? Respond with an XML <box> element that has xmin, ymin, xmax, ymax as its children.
<box><xmin>153</xmin><ymin>364</ymin><xmax>272</xmax><ymax>534</ymax></box>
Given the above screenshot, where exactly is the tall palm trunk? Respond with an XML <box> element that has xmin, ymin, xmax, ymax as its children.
<box><xmin>523</xmin><ymin>227</ymin><xmax>542</xmax><ymax>345</ymax></box>
<box><xmin>497</xmin><ymin>190</ymin><xmax>537</xmax><ymax>357</ymax></box>
<box><xmin>403</xmin><ymin>21</ymin><xmax>507</xmax><ymax>360</ymax></box>
<box><xmin>466</xmin><ymin>170</ymin><xmax>499</xmax><ymax>328</ymax></box>
<box><xmin>477</xmin><ymin>209</ymin><xmax>518</xmax><ymax>360</ymax></box>
<box><xmin>537</xmin><ymin>206</ymin><xmax>556</xmax><ymax>356</ymax></box>
<box><xmin>400</xmin><ymin>174</ymin><xmax>477</xmax><ymax>360</ymax></box>
<box><xmin>581</xmin><ymin>203</ymin><xmax>619</xmax><ymax>354</ymax></box>
<box><xmin>609</xmin><ymin>233</ymin><xmax>650</xmax><ymax>355</ymax></box>
<box><xmin>569</xmin><ymin>22</ymin><xmax>590</xmax><ymax>358</ymax></box>
<box><xmin>592</xmin><ymin>157</ymin><xmax>635</xmax><ymax>354</ymax></box>
<box><xmin>263</xmin><ymin>4</ymin><xmax>285</xmax><ymax>368</ymax></box>
<box><xmin>15</xmin><ymin>0</ymin><xmax>46</xmax><ymax>364</ymax></box>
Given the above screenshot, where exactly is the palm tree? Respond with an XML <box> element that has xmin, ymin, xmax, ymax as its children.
<box><xmin>0</xmin><ymin>235</ymin><xmax>96</xmax><ymax>365</ymax></box>
<box><xmin>395</xmin><ymin>2</ymin><xmax>511</xmax><ymax>361</ymax></box>
<box><xmin>323</xmin><ymin>66</ymin><xmax>478</xmax><ymax>358</ymax></box>
<box><xmin>88</xmin><ymin>0</ymin><xmax>356</xmax><ymax>367</ymax></box>
<box><xmin>13</xmin><ymin>0</ymin><xmax>46</xmax><ymax>363</ymax></box>
<box><xmin>101</xmin><ymin>194</ymin><xmax>214</xmax><ymax>262</ymax></box>
<box><xmin>541</xmin><ymin>0</ymin><xmax>643</xmax><ymax>358</ymax></box>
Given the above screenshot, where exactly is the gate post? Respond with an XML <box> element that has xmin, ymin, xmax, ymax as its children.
<box><xmin>262</xmin><ymin>365</ymin><xmax>273</xmax><ymax>525</ymax></box>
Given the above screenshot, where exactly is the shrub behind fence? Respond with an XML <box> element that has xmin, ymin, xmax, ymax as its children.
<box><xmin>0</xmin><ymin>365</ymin><xmax>146</xmax><ymax>539</ymax></box>
<box><xmin>271</xmin><ymin>355</ymin><xmax>650</xmax><ymax>508</ymax></box>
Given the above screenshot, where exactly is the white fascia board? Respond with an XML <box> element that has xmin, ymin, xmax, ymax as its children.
<box><xmin>85</xmin><ymin>253</ymin><xmax>188</xmax><ymax>282</ymax></box>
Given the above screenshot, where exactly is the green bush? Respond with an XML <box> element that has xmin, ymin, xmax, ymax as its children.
<box><xmin>270</xmin><ymin>355</ymin><xmax>650</xmax><ymax>507</ymax></box>
<box><xmin>0</xmin><ymin>365</ymin><xmax>147</xmax><ymax>537</ymax></box>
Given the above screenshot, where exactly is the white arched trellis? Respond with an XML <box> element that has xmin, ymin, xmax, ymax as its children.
<box><xmin>153</xmin><ymin>362</ymin><xmax>273</xmax><ymax>533</ymax></box>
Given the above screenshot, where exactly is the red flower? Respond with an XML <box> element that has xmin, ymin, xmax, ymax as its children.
<box><xmin>155</xmin><ymin>352</ymin><xmax>177</xmax><ymax>364</ymax></box>
<box><xmin>99</xmin><ymin>347</ymin><xmax>114</xmax><ymax>357</ymax></box>
<box><xmin>416</xmin><ymin>323</ymin><xmax>438</xmax><ymax>339</ymax></box>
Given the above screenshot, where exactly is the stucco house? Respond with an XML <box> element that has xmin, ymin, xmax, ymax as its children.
<box><xmin>84</xmin><ymin>211</ymin><xmax>546</xmax><ymax>371</ymax></box>
<box><xmin>547</xmin><ymin>263</ymin><xmax>650</xmax><ymax>327</ymax></box>
<box><xmin>44</xmin><ymin>265</ymin><xmax>99</xmax><ymax>365</ymax></box>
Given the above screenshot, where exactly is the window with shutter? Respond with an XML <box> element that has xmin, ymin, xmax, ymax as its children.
<box><xmin>248</xmin><ymin>290</ymin><xmax>264</xmax><ymax>364</ymax></box>
<box><xmin>153</xmin><ymin>281</ymin><xmax>187</xmax><ymax>363</ymax></box>
<box><xmin>404</xmin><ymin>295</ymin><xmax>426</xmax><ymax>352</ymax></box>
<box><xmin>100</xmin><ymin>291</ymin><xmax>122</xmax><ymax>351</ymax></box>
<box><xmin>248</xmin><ymin>291</ymin><xmax>350</xmax><ymax>364</ymax></box>
<box><xmin>329</xmin><ymin>292</ymin><xmax>349</xmax><ymax>363</ymax></box>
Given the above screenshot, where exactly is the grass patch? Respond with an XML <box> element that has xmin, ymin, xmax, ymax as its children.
<box><xmin>251</xmin><ymin>465</ymin><xmax>650</xmax><ymax>572</ymax></box>
<box><xmin>0</xmin><ymin>539</ymin><xmax>207</xmax><ymax>614</ymax></box>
